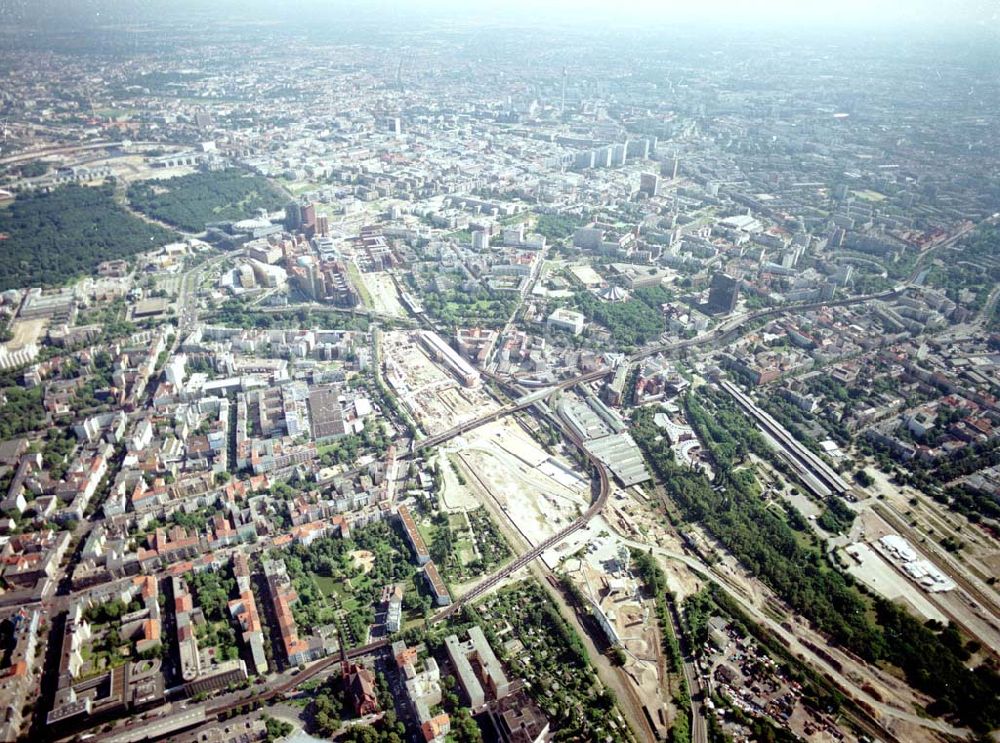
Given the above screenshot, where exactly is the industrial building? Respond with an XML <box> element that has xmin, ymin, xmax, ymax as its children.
<box><xmin>557</xmin><ymin>394</ymin><xmax>650</xmax><ymax>486</ymax></box>
<box><xmin>418</xmin><ymin>330</ymin><xmax>480</xmax><ymax>387</ymax></box>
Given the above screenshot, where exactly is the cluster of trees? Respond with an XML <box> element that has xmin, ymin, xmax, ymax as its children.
<box><xmin>42</xmin><ymin>428</ymin><xmax>76</xmax><ymax>481</ymax></box>
<box><xmin>419</xmin><ymin>285</ymin><xmax>518</xmax><ymax>327</ymax></box>
<box><xmin>574</xmin><ymin>290</ymin><xmax>665</xmax><ymax>347</ymax></box>
<box><xmin>188</xmin><ymin>568</ymin><xmax>236</xmax><ymax>622</ymax></box>
<box><xmin>126</xmin><ymin>169</ymin><xmax>286</xmax><ymax>232</ymax></box>
<box><xmin>0</xmin><ymin>385</ymin><xmax>45</xmax><ymax>440</ymax></box>
<box><xmin>925</xmin><ymin>225</ymin><xmax>1000</xmax><ymax>310</ymax></box>
<box><xmin>311</xmin><ymin>708</ymin><xmax>414</xmax><ymax>743</ymax></box>
<box><xmin>281</xmin><ymin>539</ymin><xmax>354</xmax><ymax>629</ymax></box>
<box><xmin>632</xmin><ymin>395</ymin><xmax>1000</xmax><ymax>732</ymax></box>
<box><xmin>668</xmin><ymin>710</ymin><xmax>691</xmax><ymax>743</ymax></box>
<box><xmin>18</xmin><ymin>161</ymin><xmax>50</xmax><ymax>178</ymax></box>
<box><xmin>466</xmin><ymin>507</ymin><xmax>510</xmax><ymax>570</ymax></box>
<box><xmin>0</xmin><ymin>183</ymin><xmax>176</xmax><ymax>290</ymax></box>
<box><xmin>195</xmin><ymin>616</ymin><xmax>240</xmax><ymax>662</ymax></box>
<box><xmin>816</xmin><ymin>496</ymin><xmax>855</xmax><ymax>534</ymax></box>
<box><xmin>934</xmin><ymin>441</ymin><xmax>1000</xmax><ymax>509</ymax></box>
<box><xmin>84</xmin><ymin>598</ymin><xmax>132</xmax><ymax>624</ymax></box>
<box><xmin>440</xmin><ymin>676</ymin><xmax>484</xmax><ymax>742</ymax></box>
<box><xmin>534</xmin><ymin>213</ymin><xmax>585</xmax><ymax>242</ymax></box>
<box><xmin>184</xmin><ymin>568</ymin><xmax>243</xmax><ymax>660</ymax></box>
<box><xmin>631</xmin><ymin>549</ymin><xmax>667</xmax><ymax>595</ymax></box>
<box><xmin>94</xmin><ymin>625</ymin><xmax>126</xmax><ymax>662</ymax></box>
<box><xmin>169</xmin><ymin>505</ymin><xmax>223</xmax><ymax>533</ymax></box>
<box><xmin>854</xmin><ymin>469</ymin><xmax>875</xmax><ymax>487</ymax></box>
<box><xmin>284</xmin><ymin>534</ymin><xmax>350</xmax><ymax>579</ymax></box>
<box><xmin>878</xmin><ymin>430</ymin><xmax>1000</xmax><ymax>523</ymax></box>
<box><xmin>357</xmin><ymin>532</ymin><xmax>424</xmax><ymax>604</ymax></box>
<box><xmin>317</xmin><ymin>420</ymin><xmax>391</xmax><ymax>468</ymax></box>
<box><xmin>280</xmin><ymin>521</ymin><xmax>426</xmax><ymax>637</ymax></box>
<box><xmin>306</xmin><ymin>674</ymin><xmax>411</xmax><ymax>740</ymax></box>
<box><xmin>480</xmin><ymin>581</ymin><xmax>629</xmax><ymax>741</ymax></box>
<box><xmin>209</xmin><ymin>301</ymin><xmax>370</xmax><ymax>332</ymax></box>
<box><xmin>633</xmin><ymin>284</ymin><xmax>675</xmax><ymax>308</ymax></box>
<box><xmin>945</xmin><ymin>482</ymin><xmax>1000</xmax><ymax>524</ymax></box>
<box><xmin>680</xmin><ymin>587</ymin><xmax>713</xmax><ymax>651</ymax></box>
<box><xmin>428</xmin><ymin>511</ymin><xmax>454</xmax><ymax>568</ymax></box>
<box><xmin>90</xmin><ymin>350</ymin><xmax>114</xmax><ymax>385</ymax></box>
<box><xmin>308</xmin><ymin>673</ymin><xmax>351</xmax><ymax>737</ymax></box>
<box><xmin>261</xmin><ymin>715</ymin><xmax>293</xmax><ymax>742</ymax></box>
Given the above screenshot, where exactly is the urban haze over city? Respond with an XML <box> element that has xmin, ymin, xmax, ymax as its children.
<box><xmin>0</xmin><ymin>1</ymin><xmax>997</xmax><ymax>742</ymax></box>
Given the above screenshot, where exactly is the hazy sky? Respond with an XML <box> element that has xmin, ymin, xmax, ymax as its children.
<box><xmin>388</xmin><ymin>0</ymin><xmax>999</xmax><ymax>26</ymax></box>
<box><xmin>4</xmin><ymin>0</ymin><xmax>999</xmax><ymax>34</ymax></box>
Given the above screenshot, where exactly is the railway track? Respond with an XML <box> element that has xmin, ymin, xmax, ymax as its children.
<box><xmin>121</xmin><ymin>223</ymin><xmax>996</xmax><ymax>735</ymax></box>
<box><xmin>196</xmin><ymin>377</ymin><xmax>614</xmax><ymax>722</ymax></box>
<box><xmin>202</xmin><ymin>636</ymin><xmax>391</xmax><ymax>718</ymax></box>
<box><xmin>194</xmin><ymin>274</ymin><xmax>938</xmax><ymax>727</ymax></box>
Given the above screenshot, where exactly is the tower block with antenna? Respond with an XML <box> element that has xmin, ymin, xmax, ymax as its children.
<box><xmin>560</xmin><ymin>67</ymin><xmax>568</xmax><ymax>115</ymax></box>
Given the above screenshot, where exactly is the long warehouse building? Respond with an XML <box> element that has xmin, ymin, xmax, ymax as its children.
<box><xmin>419</xmin><ymin>330</ymin><xmax>480</xmax><ymax>388</ymax></box>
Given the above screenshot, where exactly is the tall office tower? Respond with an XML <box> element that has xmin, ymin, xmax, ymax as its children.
<box><xmin>706</xmin><ymin>273</ymin><xmax>739</xmax><ymax>315</ymax></box>
<box><xmin>626</xmin><ymin>139</ymin><xmax>650</xmax><ymax>160</ymax></box>
<box><xmin>315</xmin><ymin>215</ymin><xmax>329</xmax><ymax>237</ymax></box>
<box><xmin>386</xmin><ymin>116</ymin><xmax>402</xmax><ymax>137</ymax></box>
<box><xmin>560</xmin><ymin>67</ymin><xmax>567</xmax><ymax>114</ymax></box>
<box><xmin>661</xmin><ymin>157</ymin><xmax>680</xmax><ymax>179</ymax></box>
<box><xmin>833</xmin><ymin>264</ymin><xmax>854</xmax><ymax>286</ymax></box>
<box><xmin>573</xmin><ymin>150</ymin><xmax>595</xmax><ymax>171</ymax></box>
<box><xmin>285</xmin><ymin>201</ymin><xmax>302</xmax><ymax>230</ymax></box>
<box><xmin>639</xmin><ymin>173</ymin><xmax>659</xmax><ymax>198</ymax></box>
<box><xmin>471</xmin><ymin>230</ymin><xmax>490</xmax><ymax>251</ymax></box>
<box><xmin>300</xmin><ymin>202</ymin><xmax>317</xmax><ymax>230</ymax></box>
<box><xmin>305</xmin><ymin>260</ymin><xmax>325</xmax><ymax>301</ymax></box>
<box><xmin>611</xmin><ymin>143</ymin><xmax>627</xmax><ymax>167</ymax></box>
<box><xmin>502</xmin><ymin>224</ymin><xmax>524</xmax><ymax>246</ymax></box>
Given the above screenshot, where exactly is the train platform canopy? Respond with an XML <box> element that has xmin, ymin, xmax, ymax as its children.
<box><xmin>586</xmin><ymin>432</ymin><xmax>650</xmax><ymax>487</ymax></box>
